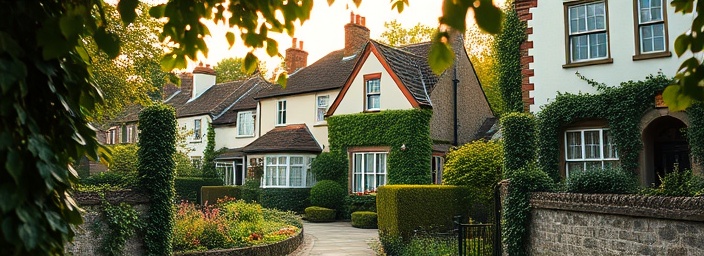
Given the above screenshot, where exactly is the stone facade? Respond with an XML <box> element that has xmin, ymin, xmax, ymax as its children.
<box><xmin>528</xmin><ymin>193</ymin><xmax>704</xmax><ymax>256</ymax></box>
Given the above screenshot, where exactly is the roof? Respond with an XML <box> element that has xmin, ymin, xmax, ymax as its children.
<box><xmin>214</xmin><ymin>148</ymin><xmax>245</xmax><ymax>160</ymax></box>
<box><xmin>242</xmin><ymin>124</ymin><xmax>322</xmax><ymax>153</ymax></box>
<box><xmin>370</xmin><ymin>40</ymin><xmax>439</xmax><ymax>106</ymax></box>
<box><xmin>254</xmin><ymin>49</ymin><xmax>360</xmax><ymax>99</ymax></box>
<box><xmin>473</xmin><ymin>117</ymin><xmax>500</xmax><ymax>141</ymax></box>
<box><xmin>110</xmin><ymin>104</ymin><xmax>143</xmax><ymax>124</ymax></box>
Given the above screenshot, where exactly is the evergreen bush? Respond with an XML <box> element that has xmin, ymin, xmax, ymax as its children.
<box><xmin>305</xmin><ymin>206</ymin><xmax>336</xmax><ymax>222</ymax></box>
<box><xmin>566</xmin><ymin>167</ymin><xmax>639</xmax><ymax>194</ymax></box>
<box><xmin>501</xmin><ymin>112</ymin><xmax>537</xmax><ymax>177</ymax></box>
<box><xmin>310</xmin><ymin>151</ymin><xmax>348</xmax><ymax>184</ymax></box>
<box><xmin>351</xmin><ymin>211</ymin><xmax>378</xmax><ymax>228</ymax></box>
<box><xmin>309</xmin><ymin>180</ymin><xmax>347</xmax><ymax>211</ymax></box>
<box><xmin>200</xmin><ymin>185</ymin><xmax>240</xmax><ymax>205</ymax></box>
<box><xmin>259</xmin><ymin>188</ymin><xmax>310</xmax><ymax>213</ymax></box>
<box><xmin>646</xmin><ymin>169</ymin><xmax>704</xmax><ymax>197</ymax></box>
<box><xmin>240</xmin><ymin>179</ymin><xmax>261</xmax><ymax>203</ymax></box>
<box><xmin>174</xmin><ymin>177</ymin><xmax>223</xmax><ymax>204</ymax></box>
<box><xmin>108</xmin><ymin>144</ymin><xmax>139</xmax><ymax>173</ymax></box>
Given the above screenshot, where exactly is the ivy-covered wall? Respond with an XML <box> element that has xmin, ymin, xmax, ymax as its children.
<box><xmin>327</xmin><ymin>109</ymin><xmax>433</xmax><ymax>185</ymax></box>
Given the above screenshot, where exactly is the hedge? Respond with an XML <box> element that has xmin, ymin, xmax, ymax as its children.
<box><xmin>343</xmin><ymin>194</ymin><xmax>376</xmax><ymax>219</ymax></box>
<box><xmin>500</xmin><ymin>112</ymin><xmax>537</xmax><ymax>176</ymax></box>
<box><xmin>351</xmin><ymin>211</ymin><xmax>378</xmax><ymax>229</ymax></box>
<box><xmin>305</xmin><ymin>206</ymin><xmax>336</xmax><ymax>222</ymax></box>
<box><xmin>240</xmin><ymin>179</ymin><xmax>261</xmax><ymax>203</ymax></box>
<box><xmin>566</xmin><ymin>168</ymin><xmax>639</xmax><ymax>194</ymax></box>
<box><xmin>259</xmin><ymin>188</ymin><xmax>311</xmax><ymax>213</ymax></box>
<box><xmin>174</xmin><ymin>177</ymin><xmax>223</xmax><ymax>204</ymax></box>
<box><xmin>377</xmin><ymin>185</ymin><xmax>469</xmax><ymax>242</ymax></box>
<box><xmin>80</xmin><ymin>171</ymin><xmax>138</xmax><ymax>189</ymax></box>
<box><xmin>200</xmin><ymin>186</ymin><xmax>241</xmax><ymax>205</ymax></box>
<box><xmin>310</xmin><ymin>151</ymin><xmax>348</xmax><ymax>184</ymax></box>
<box><xmin>309</xmin><ymin>180</ymin><xmax>347</xmax><ymax>212</ymax></box>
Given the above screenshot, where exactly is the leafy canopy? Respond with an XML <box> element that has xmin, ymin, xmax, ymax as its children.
<box><xmin>378</xmin><ymin>20</ymin><xmax>434</xmax><ymax>46</ymax></box>
<box><xmin>666</xmin><ymin>0</ymin><xmax>704</xmax><ymax>110</ymax></box>
<box><xmin>213</xmin><ymin>57</ymin><xmax>250</xmax><ymax>83</ymax></box>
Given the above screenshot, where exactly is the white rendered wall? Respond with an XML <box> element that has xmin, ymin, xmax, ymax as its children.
<box><xmin>192</xmin><ymin>73</ymin><xmax>216</xmax><ymax>99</ymax></box>
<box><xmin>177</xmin><ymin>115</ymin><xmax>211</xmax><ymax>158</ymax></box>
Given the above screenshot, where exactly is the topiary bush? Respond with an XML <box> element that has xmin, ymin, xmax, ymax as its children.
<box><xmin>501</xmin><ymin>112</ymin><xmax>537</xmax><ymax>178</ymax></box>
<box><xmin>259</xmin><ymin>188</ymin><xmax>310</xmax><ymax>213</ymax></box>
<box><xmin>646</xmin><ymin>169</ymin><xmax>704</xmax><ymax>197</ymax></box>
<box><xmin>174</xmin><ymin>177</ymin><xmax>223</xmax><ymax>204</ymax></box>
<box><xmin>201</xmin><ymin>186</ymin><xmax>241</xmax><ymax>205</ymax></box>
<box><xmin>343</xmin><ymin>194</ymin><xmax>376</xmax><ymax>219</ymax></box>
<box><xmin>305</xmin><ymin>206</ymin><xmax>336</xmax><ymax>222</ymax></box>
<box><xmin>310</xmin><ymin>151</ymin><xmax>348</xmax><ymax>184</ymax></box>
<box><xmin>566</xmin><ymin>167</ymin><xmax>639</xmax><ymax>194</ymax></box>
<box><xmin>351</xmin><ymin>211</ymin><xmax>378</xmax><ymax>229</ymax></box>
<box><xmin>108</xmin><ymin>144</ymin><xmax>139</xmax><ymax>173</ymax></box>
<box><xmin>309</xmin><ymin>180</ymin><xmax>347</xmax><ymax>211</ymax></box>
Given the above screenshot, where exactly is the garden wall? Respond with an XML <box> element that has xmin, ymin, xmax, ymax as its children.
<box><xmin>528</xmin><ymin>193</ymin><xmax>704</xmax><ymax>255</ymax></box>
<box><xmin>67</xmin><ymin>190</ymin><xmax>149</xmax><ymax>255</ymax></box>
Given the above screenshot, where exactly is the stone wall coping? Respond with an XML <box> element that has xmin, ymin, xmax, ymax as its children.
<box><xmin>530</xmin><ymin>192</ymin><xmax>704</xmax><ymax>222</ymax></box>
<box><xmin>174</xmin><ymin>228</ymin><xmax>304</xmax><ymax>256</ymax></box>
<box><xmin>75</xmin><ymin>189</ymin><xmax>150</xmax><ymax>205</ymax></box>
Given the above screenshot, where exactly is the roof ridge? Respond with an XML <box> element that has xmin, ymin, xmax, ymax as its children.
<box><xmin>213</xmin><ymin>79</ymin><xmax>261</xmax><ymax>120</ymax></box>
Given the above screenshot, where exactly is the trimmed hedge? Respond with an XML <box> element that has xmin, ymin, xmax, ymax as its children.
<box><xmin>305</xmin><ymin>206</ymin><xmax>336</xmax><ymax>222</ymax></box>
<box><xmin>310</xmin><ymin>151</ymin><xmax>348</xmax><ymax>184</ymax></box>
<box><xmin>240</xmin><ymin>179</ymin><xmax>261</xmax><ymax>203</ymax></box>
<box><xmin>80</xmin><ymin>171</ymin><xmax>138</xmax><ymax>188</ymax></box>
<box><xmin>500</xmin><ymin>112</ymin><xmax>537</xmax><ymax>177</ymax></box>
<box><xmin>309</xmin><ymin>180</ymin><xmax>346</xmax><ymax>212</ymax></box>
<box><xmin>351</xmin><ymin>211</ymin><xmax>378</xmax><ymax>229</ymax></box>
<box><xmin>377</xmin><ymin>185</ymin><xmax>469</xmax><ymax>242</ymax></box>
<box><xmin>200</xmin><ymin>186</ymin><xmax>241</xmax><ymax>205</ymax></box>
<box><xmin>259</xmin><ymin>188</ymin><xmax>310</xmax><ymax>213</ymax></box>
<box><xmin>174</xmin><ymin>177</ymin><xmax>223</xmax><ymax>204</ymax></box>
<box><xmin>343</xmin><ymin>194</ymin><xmax>376</xmax><ymax>219</ymax></box>
<box><xmin>566</xmin><ymin>168</ymin><xmax>638</xmax><ymax>194</ymax></box>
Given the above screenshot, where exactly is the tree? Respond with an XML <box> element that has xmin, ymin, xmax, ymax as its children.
<box><xmin>201</xmin><ymin>123</ymin><xmax>217</xmax><ymax>178</ymax></box>
<box><xmin>214</xmin><ymin>57</ymin><xmax>249</xmax><ymax>83</ymax></box>
<box><xmin>666</xmin><ymin>0</ymin><xmax>704</xmax><ymax>110</ymax></box>
<box><xmin>378</xmin><ymin>20</ymin><xmax>435</xmax><ymax>46</ymax></box>
<box><xmin>0</xmin><ymin>0</ymin><xmax>501</xmax><ymax>253</ymax></box>
<box><xmin>466</xmin><ymin>24</ymin><xmax>506</xmax><ymax>117</ymax></box>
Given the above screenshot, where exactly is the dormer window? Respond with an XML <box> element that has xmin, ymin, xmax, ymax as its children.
<box><xmin>364</xmin><ymin>73</ymin><xmax>381</xmax><ymax>111</ymax></box>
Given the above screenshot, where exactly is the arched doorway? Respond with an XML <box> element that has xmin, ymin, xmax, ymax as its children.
<box><xmin>642</xmin><ymin>116</ymin><xmax>690</xmax><ymax>186</ymax></box>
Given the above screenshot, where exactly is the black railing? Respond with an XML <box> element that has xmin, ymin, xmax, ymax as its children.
<box><xmin>454</xmin><ymin>183</ymin><xmax>503</xmax><ymax>256</ymax></box>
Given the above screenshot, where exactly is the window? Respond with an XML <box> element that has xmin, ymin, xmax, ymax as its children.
<box><xmin>276</xmin><ymin>100</ymin><xmax>286</xmax><ymax>125</ymax></box>
<box><xmin>237</xmin><ymin>111</ymin><xmax>255</xmax><ymax>137</ymax></box>
<box><xmin>365</xmin><ymin>78</ymin><xmax>381</xmax><ymax>111</ymax></box>
<box><xmin>432</xmin><ymin>156</ymin><xmax>444</xmax><ymax>184</ymax></box>
<box><xmin>352</xmin><ymin>152</ymin><xmax>387</xmax><ymax>193</ymax></box>
<box><xmin>127</xmin><ymin>126</ymin><xmax>133</xmax><ymax>143</ymax></box>
<box><xmin>191</xmin><ymin>156</ymin><xmax>202</xmax><ymax>170</ymax></box>
<box><xmin>121</xmin><ymin>125</ymin><xmax>128</xmax><ymax>143</ymax></box>
<box><xmin>216</xmin><ymin>160</ymin><xmax>245</xmax><ymax>186</ymax></box>
<box><xmin>566</xmin><ymin>1</ymin><xmax>609</xmax><ymax>64</ymax></box>
<box><xmin>108</xmin><ymin>129</ymin><xmax>116</xmax><ymax>145</ymax></box>
<box><xmin>316</xmin><ymin>95</ymin><xmax>329</xmax><ymax>122</ymax></box>
<box><xmin>634</xmin><ymin>0</ymin><xmax>668</xmax><ymax>57</ymax></box>
<box><xmin>263</xmin><ymin>155</ymin><xmax>316</xmax><ymax>188</ymax></box>
<box><xmin>194</xmin><ymin>119</ymin><xmax>202</xmax><ymax>140</ymax></box>
<box><xmin>565</xmin><ymin>128</ymin><xmax>619</xmax><ymax>177</ymax></box>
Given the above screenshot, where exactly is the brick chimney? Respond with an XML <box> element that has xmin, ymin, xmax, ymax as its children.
<box><xmin>285</xmin><ymin>37</ymin><xmax>309</xmax><ymax>74</ymax></box>
<box><xmin>344</xmin><ymin>12</ymin><xmax>370</xmax><ymax>57</ymax></box>
<box><xmin>192</xmin><ymin>62</ymin><xmax>216</xmax><ymax>100</ymax></box>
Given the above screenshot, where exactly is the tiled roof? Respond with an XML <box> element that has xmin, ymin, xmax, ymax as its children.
<box><xmin>110</xmin><ymin>104</ymin><xmax>143</xmax><ymax>124</ymax></box>
<box><xmin>370</xmin><ymin>40</ymin><xmax>439</xmax><ymax>106</ymax></box>
<box><xmin>242</xmin><ymin>124</ymin><xmax>321</xmax><ymax>153</ymax></box>
<box><xmin>215</xmin><ymin>148</ymin><xmax>245</xmax><ymax>160</ymax></box>
<box><xmin>473</xmin><ymin>117</ymin><xmax>500</xmax><ymax>141</ymax></box>
<box><xmin>255</xmin><ymin>49</ymin><xmax>360</xmax><ymax>99</ymax></box>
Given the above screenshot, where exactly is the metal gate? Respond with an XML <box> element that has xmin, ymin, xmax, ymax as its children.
<box><xmin>455</xmin><ymin>183</ymin><xmax>503</xmax><ymax>256</ymax></box>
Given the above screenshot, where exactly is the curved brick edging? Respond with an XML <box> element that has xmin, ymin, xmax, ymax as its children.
<box><xmin>531</xmin><ymin>192</ymin><xmax>704</xmax><ymax>221</ymax></box>
<box><xmin>74</xmin><ymin>189</ymin><xmax>149</xmax><ymax>205</ymax></box>
<box><xmin>174</xmin><ymin>228</ymin><xmax>304</xmax><ymax>256</ymax></box>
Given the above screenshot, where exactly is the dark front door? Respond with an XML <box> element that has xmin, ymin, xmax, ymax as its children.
<box><xmin>653</xmin><ymin>125</ymin><xmax>690</xmax><ymax>185</ymax></box>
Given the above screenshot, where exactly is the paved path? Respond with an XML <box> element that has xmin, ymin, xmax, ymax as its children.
<box><xmin>290</xmin><ymin>221</ymin><xmax>378</xmax><ymax>256</ymax></box>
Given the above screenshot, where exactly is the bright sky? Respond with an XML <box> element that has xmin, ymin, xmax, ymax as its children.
<box><xmin>193</xmin><ymin>0</ymin><xmax>504</xmax><ymax>71</ymax></box>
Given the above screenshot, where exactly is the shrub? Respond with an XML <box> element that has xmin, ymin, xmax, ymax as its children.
<box><xmin>108</xmin><ymin>144</ymin><xmax>139</xmax><ymax>173</ymax></box>
<box><xmin>377</xmin><ymin>185</ymin><xmax>469</xmax><ymax>244</ymax></box>
<box><xmin>221</xmin><ymin>200</ymin><xmax>264</xmax><ymax>223</ymax></box>
<box><xmin>443</xmin><ymin>140</ymin><xmax>503</xmax><ymax>220</ymax></box>
<box><xmin>311</xmin><ymin>151</ymin><xmax>348</xmax><ymax>184</ymax></box>
<box><xmin>351</xmin><ymin>211</ymin><xmax>378</xmax><ymax>228</ymax></box>
<box><xmin>343</xmin><ymin>194</ymin><xmax>376</xmax><ymax>219</ymax></box>
<box><xmin>647</xmin><ymin>169</ymin><xmax>704</xmax><ymax>197</ymax></box>
<box><xmin>80</xmin><ymin>171</ymin><xmax>138</xmax><ymax>188</ymax></box>
<box><xmin>259</xmin><ymin>188</ymin><xmax>310</xmax><ymax>213</ymax></box>
<box><xmin>305</xmin><ymin>206</ymin><xmax>336</xmax><ymax>222</ymax></box>
<box><xmin>174</xmin><ymin>152</ymin><xmax>201</xmax><ymax>177</ymax></box>
<box><xmin>174</xmin><ymin>177</ymin><xmax>223</xmax><ymax>204</ymax></box>
<box><xmin>400</xmin><ymin>236</ymin><xmax>457</xmax><ymax>256</ymax></box>
<box><xmin>201</xmin><ymin>186</ymin><xmax>241</xmax><ymax>205</ymax></box>
<box><xmin>566</xmin><ymin>167</ymin><xmax>638</xmax><ymax>194</ymax></box>
<box><xmin>310</xmin><ymin>180</ymin><xmax>347</xmax><ymax>211</ymax></box>
<box><xmin>501</xmin><ymin>112</ymin><xmax>537</xmax><ymax>177</ymax></box>
<box><xmin>240</xmin><ymin>179</ymin><xmax>261</xmax><ymax>203</ymax></box>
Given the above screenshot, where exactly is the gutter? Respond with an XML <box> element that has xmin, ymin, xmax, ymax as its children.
<box><xmin>453</xmin><ymin>63</ymin><xmax>459</xmax><ymax>146</ymax></box>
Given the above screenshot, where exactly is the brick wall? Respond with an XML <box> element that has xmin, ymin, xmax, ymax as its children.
<box><xmin>514</xmin><ymin>0</ymin><xmax>537</xmax><ymax>112</ymax></box>
<box><xmin>528</xmin><ymin>193</ymin><xmax>704</xmax><ymax>255</ymax></box>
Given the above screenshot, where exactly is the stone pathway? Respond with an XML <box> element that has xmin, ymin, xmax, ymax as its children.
<box><xmin>289</xmin><ymin>221</ymin><xmax>378</xmax><ymax>256</ymax></box>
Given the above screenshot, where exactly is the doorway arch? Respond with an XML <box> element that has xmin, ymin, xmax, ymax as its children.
<box><xmin>641</xmin><ymin>114</ymin><xmax>690</xmax><ymax>186</ymax></box>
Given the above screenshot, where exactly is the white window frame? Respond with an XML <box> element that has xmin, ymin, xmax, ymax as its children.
<box><xmin>365</xmin><ymin>79</ymin><xmax>381</xmax><ymax>111</ymax></box>
<box><xmin>262</xmin><ymin>155</ymin><xmax>316</xmax><ymax>188</ymax></box>
<box><xmin>193</xmin><ymin>119</ymin><xmax>202</xmax><ymax>141</ymax></box>
<box><xmin>432</xmin><ymin>155</ymin><xmax>444</xmax><ymax>184</ymax></box>
<box><xmin>237</xmin><ymin>111</ymin><xmax>255</xmax><ymax>137</ymax></box>
<box><xmin>636</xmin><ymin>0</ymin><xmax>667</xmax><ymax>54</ymax></box>
<box><xmin>127</xmin><ymin>126</ymin><xmax>133</xmax><ymax>143</ymax></box>
<box><xmin>191</xmin><ymin>156</ymin><xmax>202</xmax><ymax>170</ymax></box>
<box><xmin>276</xmin><ymin>100</ymin><xmax>287</xmax><ymax>126</ymax></box>
<box><xmin>567</xmin><ymin>1</ymin><xmax>609</xmax><ymax>63</ymax></box>
<box><xmin>216</xmin><ymin>160</ymin><xmax>246</xmax><ymax>186</ymax></box>
<box><xmin>564</xmin><ymin>128</ymin><xmax>619</xmax><ymax>178</ymax></box>
<box><xmin>352</xmin><ymin>152</ymin><xmax>388</xmax><ymax>193</ymax></box>
<box><xmin>316</xmin><ymin>95</ymin><xmax>329</xmax><ymax>123</ymax></box>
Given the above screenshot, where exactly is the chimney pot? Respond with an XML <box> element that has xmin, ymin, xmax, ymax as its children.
<box><xmin>361</xmin><ymin>17</ymin><xmax>366</xmax><ymax>26</ymax></box>
<box><xmin>355</xmin><ymin>14</ymin><xmax>361</xmax><ymax>24</ymax></box>
<box><xmin>350</xmin><ymin>12</ymin><xmax>355</xmax><ymax>23</ymax></box>
<box><xmin>206</xmin><ymin>64</ymin><xmax>210</xmax><ymax>68</ymax></box>
<box><xmin>299</xmin><ymin>41</ymin><xmax>304</xmax><ymax>50</ymax></box>
<box><xmin>292</xmin><ymin>38</ymin><xmax>297</xmax><ymax>48</ymax></box>
<box><xmin>199</xmin><ymin>62</ymin><xmax>203</xmax><ymax>67</ymax></box>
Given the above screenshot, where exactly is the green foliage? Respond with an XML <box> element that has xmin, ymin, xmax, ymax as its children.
<box><xmin>377</xmin><ymin>185</ymin><xmax>469</xmax><ymax>244</ymax></box>
<box><xmin>688</xmin><ymin>103</ymin><xmax>704</xmax><ymax>165</ymax></box>
<box><xmin>378</xmin><ymin>20</ymin><xmax>434</xmax><ymax>46</ymax></box>
<box><xmin>108</xmin><ymin>144</ymin><xmax>139</xmax><ymax>173</ymax></box>
<box><xmin>466</xmin><ymin>23</ymin><xmax>505</xmax><ymax>117</ymax></box>
<box><xmin>443</xmin><ymin>139</ymin><xmax>503</xmax><ymax>216</ymax></box>
<box><xmin>501</xmin><ymin>112</ymin><xmax>538</xmax><ymax>177</ymax></box>
<box><xmin>566</xmin><ymin>168</ymin><xmax>639</xmax><ymax>194</ymax></box>
<box><xmin>97</xmin><ymin>199</ymin><xmax>141</xmax><ymax>256</ymax></box>
<box><xmin>398</xmin><ymin>236</ymin><xmax>458</xmax><ymax>256</ymax></box>
<box><xmin>344</xmin><ymin>194</ymin><xmax>377</xmax><ymax>219</ymax></box>
<box><xmin>351</xmin><ymin>211</ymin><xmax>378</xmax><ymax>229</ymax></box>
<box><xmin>259</xmin><ymin>188</ymin><xmax>310</xmax><ymax>213</ymax></box>
<box><xmin>200</xmin><ymin>186</ymin><xmax>241</xmax><ymax>205</ymax></box>
<box><xmin>241</xmin><ymin>179</ymin><xmax>262</xmax><ymax>203</ymax></box>
<box><xmin>214</xmin><ymin>57</ymin><xmax>250</xmax><ymax>83</ymax></box>
<box><xmin>503</xmin><ymin>164</ymin><xmax>555</xmax><ymax>256</ymax></box>
<box><xmin>304</xmin><ymin>206</ymin><xmax>336</xmax><ymax>223</ymax></box>
<box><xmin>646</xmin><ymin>169</ymin><xmax>704</xmax><ymax>197</ymax></box>
<box><xmin>174</xmin><ymin>152</ymin><xmax>201</xmax><ymax>177</ymax></box>
<box><xmin>202</xmin><ymin>123</ymin><xmax>217</xmax><ymax>178</ymax></box>
<box><xmin>174</xmin><ymin>178</ymin><xmax>224</xmax><ymax>204</ymax></box>
<box><xmin>138</xmin><ymin>104</ymin><xmax>177</xmax><ymax>256</ymax></box>
<box><xmin>328</xmin><ymin>109</ymin><xmax>433</xmax><ymax>184</ymax></box>
<box><xmin>495</xmin><ymin>3</ymin><xmax>526</xmax><ymax>113</ymax></box>
<box><xmin>310</xmin><ymin>151</ymin><xmax>348</xmax><ymax>184</ymax></box>
<box><xmin>537</xmin><ymin>74</ymin><xmax>671</xmax><ymax>179</ymax></box>
<box><xmin>309</xmin><ymin>180</ymin><xmax>347</xmax><ymax>212</ymax></box>
<box><xmin>80</xmin><ymin>171</ymin><xmax>138</xmax><ymax>189</ymax></box>
<box><xmin>666</xmin><ymin>0</ymin><xmax>704</xmax><ymax>111</ymax></box>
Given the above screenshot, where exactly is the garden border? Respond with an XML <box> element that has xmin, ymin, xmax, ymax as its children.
<box><xmin>174</xmin><ymin>228</ymin><xmax>304</xmax><ymax>256</ymax></box>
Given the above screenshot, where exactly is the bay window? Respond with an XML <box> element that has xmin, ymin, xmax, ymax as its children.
<box><xmin>262</xmin><ymin>155</ymin><xmax>316</xmax><ymax>188</ymax></box>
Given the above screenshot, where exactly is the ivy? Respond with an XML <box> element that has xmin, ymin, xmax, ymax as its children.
<box><xmin>500</xmin><ymin>112</ymin><xmax>537</xmax><ymax>175</ymax></box>
<box><xmin>137</xmin><ymin>104</ymin><xmax>177</xmax><ymax>256</ymax></box>
<box><xmin>327</xmin><ymin>109</ymin><xmax>433</xmax><ymax>185</ymax></box>
<box><xmin>536</xmin><ymin>74</ymin><xmax>672</xmax><ymax>177</ymax></box>
<box><xmin>95</xmin><ymin>195</ymin><xmax>141</xmax><ymax>256</ymax></box>
<box><xmin>202</xmin><ymin>123</ymin><xmax>217</xmax><ymax>178</ymax></box>
<box><xmin>687</xmin><ymin>103</ymin><xmax>704</xmax><ymax>165</ymax></box>
<box><xmin>495</xmin><ymin>1</ymin><xmax>526</xmax><ymax>113</ymax></box>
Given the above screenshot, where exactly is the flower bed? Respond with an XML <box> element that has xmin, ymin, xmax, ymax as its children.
<box><xmin>173</xmin><ymin>198</ymin><xmax>303</xmax><ymax>254</ymax></box>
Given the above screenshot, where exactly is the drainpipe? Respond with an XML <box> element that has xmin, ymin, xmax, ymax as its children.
<box><xmin>453</xmin><ymin>64</ymin><xmax>459</xmax><ymax>146</ymax></box>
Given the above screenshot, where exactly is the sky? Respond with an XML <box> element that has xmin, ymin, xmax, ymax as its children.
<box><xmin>192</xmin><ymin>0</ymin><xmax>504</xmax><ymax>71</ymax></box>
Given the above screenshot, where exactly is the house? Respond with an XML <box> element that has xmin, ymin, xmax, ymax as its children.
<box><xmin>514</xmin><ymin>0</ymin><xmax>697</xmax><ymax>184</ymax></box>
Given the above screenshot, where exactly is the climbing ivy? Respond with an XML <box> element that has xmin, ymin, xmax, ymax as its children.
<box><xmin>202</xmin><ymin>123</ymin><xmax>217</xmax><ymax>178</ymax></box>
<box><xmin>687</xmin><ymin>103</ymin><xmax>704</xmax><ymax>165</ymax></box>
<box><xmin>95</xmin><ymin>195</ymin><xmax>141</xmax><ymax>256</ymax></box>
<box><xmin>501</xmin><ymin>112</ymin><xmax>537</xmax><ymax>175</ymax></box>
<box><xmin>495</xmin><ymin>1</ymin><xmax>526</xmax><ymax>113</ymax></box>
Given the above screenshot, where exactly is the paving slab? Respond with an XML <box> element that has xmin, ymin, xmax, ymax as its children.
<box><xmin>289</xmin><ymin>221</ymin><xmax>378</xmax><ymax>256</ymax></box>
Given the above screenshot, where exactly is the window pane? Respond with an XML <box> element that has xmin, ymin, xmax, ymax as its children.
<box><xmin>577</xmin><ymin>6</ymin><xmax>586</xmax><ymax>31</ymax></box>
<box><xmin>291</xmin><ymin>156</ymin><xmax>303</xmax><ymax>165</ymax></box>
<box><xmin>566</xmin><ymin>132</ymin><xmax>582</xmax><ymax>159</ymax></box>
<box><xmin>354</xmin><ymin>154</ymin><xmax>362</xmax><ymax>174</ymax></box>
<box><xmin>603</xmin><ymin>130</ymin><xmax>618</xmax><ymax>158</ymax></box>
<box><xmin>365</xmin><ymin>174</ymin><xmax>375</xmax><ymax>191</ymax></box>
<box><xmin>365</xmin><ymin>154</ymin><xmax>374</xmax><ymax>174</ymax></box>
<box><xmin>584</xmin><ymin>131</ymin><xmax>601</xmax><ymax>159</ymax></box>
<box><xmin>604</xmin><ymin>160</ymin><xmax>620</xmax><ymax>169</ymax></box>
<box><xmin>651</xmin><ymin>7</ymin><xmax>662</xmax><ymax>21</ymax></box>
<box><xmin>354</xmin><ymin>174</ymin><xmax>362</xmax><ymax>192</ymax></box>
<box><xmin>279</xmin><ymin>156</ymin><xmax>287</xmax><ymax>165</ymax></box>
<box><xmin>278</xmin><ymin>166</ymin><xmax>287</xmax><ymax>185</ymax></box>
<box><xmin>376</xmin><ymin>175</ymin><xmax>386</xmax><ymax>189</ymax></box>
<box><xmin>266</xmin><ymin>166</ymin><xmax>275</xmax><ymax>186</ymax></box>
<box><xmin>290</xmin><ymin>166</ymin><xmax>303</xmax><ymax>186</ymax></box>
<box><xmin>367</xmin><ymin>95</ymin><xmax>380</xmax><ymax>109</ymax></box>
<box><xmin>378</xmin><ymin>154</ymin><xmax>387</xmax><ymax>173</ymax></box>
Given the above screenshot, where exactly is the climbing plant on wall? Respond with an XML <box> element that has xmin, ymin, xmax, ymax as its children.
<box><xmin>495</xmin><ymin>1</ymin><xmax>526</xmax><ymax>113</ymax></box>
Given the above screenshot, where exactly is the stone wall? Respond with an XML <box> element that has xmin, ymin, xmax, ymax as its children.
<box><xmin>67</xmin><ymin>190</ymin><xmax>149</xmax><ymax>255</ymax></box>
<box><xmin>528</xmin><ymin>193</ymin><xmax>704</xmax><ymax>255</ymax></box>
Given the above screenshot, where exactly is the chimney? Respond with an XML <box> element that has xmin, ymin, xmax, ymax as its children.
<box><xmin>344</xmin><ymin>12</ymin><xmax>370</xmax><ymax>57</ymax></box>
<box><xmin>192</xmin><ymin>62</ymin><xmax>216</xmax><ymax>100</ymax></box>
<box><xmin>285</xmin><ymin>37</ymin><xmax>309</xmax><ymax>74</ymax></box>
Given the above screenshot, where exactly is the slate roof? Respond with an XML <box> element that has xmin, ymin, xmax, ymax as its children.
<box><xmin>369</xmin><ymin>40</ymin><xmax>439</xmax><ymax>106</ymax></box>
<box><xmin>242</xmin><ymin>124</ymin><xmax>322</xmax><ymax>153</ymax></box>
<box><xmin>255</xmin><ymin>49</ymin><xmax>360</xmax><ymax>99</ymax></box>
<box><xmin>472</xmin><ymin>117</ymin><xmax>500</xmax><ymax>141</ymax></box>
<box><xmin>215</xmin><ymin>148</ymin><xmax>245</xmax><ymax>160</ymax></box>
<box><xmin>110</xmin><ymin>104</ymin><xmax>143</xmax><ymax>124</ymax></box>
